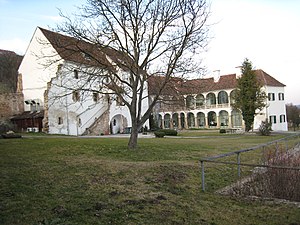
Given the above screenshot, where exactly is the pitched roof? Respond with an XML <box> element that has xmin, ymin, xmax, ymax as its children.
<box><xmin>255</xmin><ymin>69</ymin><xmax>285</xmax><ymax>87</ymax></box>
<box><xmin>11</xmin><ymin>110</ymin><xmax>44</xmax><ymax>120</ymax></box>
<box><xmin>38</xmin><ymin>27</ymin><xmax>132</xmax><ymax>71</ymax></box>
<box><xmin>148</xmin><ymin>69</ymin><xmax>285</xmax><ymax>96</ymax></box>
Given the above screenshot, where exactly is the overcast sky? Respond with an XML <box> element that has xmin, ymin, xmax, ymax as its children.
<box><xmin>0</xmin><ymin>0</ymin><xmax>299</xmax><ymax>104</ymax></box>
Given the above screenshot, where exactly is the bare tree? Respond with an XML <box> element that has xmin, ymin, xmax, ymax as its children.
<box><xmin>54</xmin><ymin>0</ymin><xmax>210</xmax><ymax>149</ymax></box>
<box><xmin>286</xmin><ymin>103</ymin><xmax>300</xmax><ymax>131</ymax></box>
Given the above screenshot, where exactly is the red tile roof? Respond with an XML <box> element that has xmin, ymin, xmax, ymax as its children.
<box><xmin>39</xmin><ymin>27</ymin><xmax>133</xmax><ymax>71</ymax></box>
<box><xmin>255</xmin><ymin>69</ymin><xmax>285</xmax><ymax>87</ymax></box>
<box><xmin>38</xmin><ymin>28</ymin><xmax>285</xmax><ymax>94</ymax></box>
<box><xmin>148</xmin><ymin>69</ymin><xmax>285</xmax><ymax>96</ymax></box>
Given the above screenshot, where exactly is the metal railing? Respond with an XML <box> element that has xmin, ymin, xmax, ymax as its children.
<box><xmin>200</xmin><ymin>133</ymin><xmax>300</xmax><ymax>191</ymax></box>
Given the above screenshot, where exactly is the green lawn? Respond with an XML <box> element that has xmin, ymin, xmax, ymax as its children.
<box><xmin>1</xmin><ymin>132</ymin><xmax>299</xmax><ymax>225</ymax></box>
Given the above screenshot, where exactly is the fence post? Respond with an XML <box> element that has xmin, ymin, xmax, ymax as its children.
<box><xmin>237</xmin><ymin>152</ymin><xmax>241</xmax><ymax>177</ymax></box>
<box><xmin>285</xmin><ymin>139</ymin><xmax>289</xmax><ymax>152</ymax></box>
<box><xmin>200</xmin><ymin>160</ymin><xmax>205</xmax><ymax>191</ymax></box>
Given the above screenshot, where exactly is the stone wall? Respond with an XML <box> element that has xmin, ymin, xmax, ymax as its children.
<box><xmin>87</xmin><ymin>109</ymin><xmax>110</xmax><ymax>135</ymax></box>
<box><xmin>0</xmin><ymin>92</ymin><xmax>24</xmax><ymax>120</ymax></box>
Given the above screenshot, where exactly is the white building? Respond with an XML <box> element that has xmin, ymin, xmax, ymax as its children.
<box><xmin>19</xmin><ymin>27</ymin><xmax>149</xmax><ymax>135</ymax></box>
<box><xmin>148</xmin><ymin>70</ymin><xmax>288</xmax><ymax>131</ymax></box>
<box><xmin>20</xmin><ymin>27</ymin><xmax>287</xmax><ymax>134</ymax></box>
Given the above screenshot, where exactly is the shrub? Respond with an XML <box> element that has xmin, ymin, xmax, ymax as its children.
<box><xmin>159</xmin><ymin>129</ymin><xmax>178</xmax><ymax>136</ymax></box>
<box><xmin>258</xmin><ymin>119</ymin><xmax>272</xmax><ymax>136</ymax></box>
<box><xmin>219</xmin><ymin>129</ymin><xmax>226</xmax><ymax>134</ymax></box>
<box><xmin>0</xmin><ymin>120</ymin><xmax>15</xmax><ymax>134</ymax></box>
<box><xmin>154</xmin><ymin>131</ymin><xmax>165</xmax><ymax>138</ymax></box>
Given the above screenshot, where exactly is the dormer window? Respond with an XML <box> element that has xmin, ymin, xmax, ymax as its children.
<box><xmin>74</xmin><ymin>70</ymin><xmax>79</xmax><ymax>79</ymax></box>
<box><xmin>82</xmin><ymin>52</ymin><xmax>92</xmax><ymax>61</ymax></box>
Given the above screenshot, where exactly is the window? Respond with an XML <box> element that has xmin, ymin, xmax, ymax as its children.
<box><xmin>72</xmin><ymin>90</ymin><xmax>80</xmax><ymax>102</ymax></box>
<box><xmin>74</xmin><ymin>70</ymin><xmax>79</xmax><ymax>79</ymax></box>
<box><xmin>217</xmin><ymin>91</ymin><xmax>229</xmax><ymax>104</ymax></box>
<box><xmin>269</xmin><ymin>115</ymin><xmax>277</xmax><ymax>124</ymax></box>
<box><xmin>268</xmin><ymin>93</ymin><xmax>275</xmax><ymax>101</ymax></box>
<box><xmin>278</xmin><ymin>93</ymin><xmax>284</xmax><ymax>101</ymax></box>
<box><xmin>280</xmin><ymin>114</ymin><xmax>286</xmax><ymax>123</ymax></box>
<box><xmin>93</xmin><ymin>92</ymin><xmax>99</xmax><ymax>102</ymax></box>
<box><xmin>82</xmin><ymin>52</ymin><xmax>92</xmax><ymax>61</ymax></box>
<box><xmin>58</xmin><ymin>117</ymin><xmax>63</xmax><ymax>125</ymax></box>
<box><xmin>186</xmin><ymin>95</ymin><xmax>195</xmax><ymax>109</ymax></box>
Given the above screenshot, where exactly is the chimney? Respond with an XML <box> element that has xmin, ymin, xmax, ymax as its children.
<box><xmin>213</xmin><ymin>70</ymin><xmax>220</xmax><ymax>82</ymax></box>
<box><xmin>235</xmin><ymin>66</ymin><xmax>242</xmax><ymax>79</ymax></box>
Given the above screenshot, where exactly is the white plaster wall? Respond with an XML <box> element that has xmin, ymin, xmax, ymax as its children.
<box><xmin>265</xmin><ymin>86</ymin><xmax>288</xmax><ymax>131</ymax></box>
<box><xmin>47</xmin><ymin>91</ymin><xmax>109</xmax><ymax>136</ymax></box>
<box><xmin>19</xmin><ymin>27</ymin><xmax>62</xmax><ymax>111</ymax></box>
<box><xmin>47</xmin><ymin>68</ymin><xmax>109</xmax><ymax>136</ymax></box>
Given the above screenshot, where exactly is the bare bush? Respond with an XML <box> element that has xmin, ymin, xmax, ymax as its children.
<box><xmin>238</xmin><ymin>147</ymin><xmax>300</xmax><ymax>202</ymax></box>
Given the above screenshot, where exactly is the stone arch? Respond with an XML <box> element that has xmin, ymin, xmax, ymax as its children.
<box><xmin>110</xmin><ymin>114</ymin><xmax>128</xmax><ymax>134</ymax></box>
<box><xmin>180</xmin><ymin>112</ymin><xmax>185</xmax><ymax>129</ymax></box>
<box><xmin>164</xmin><ymin>113</ymin><xmax>171</xmax><ymax>129</ymax></box>
<box><xmin>208</xmin><ymin>111</ymin><xmax>217</xmax><ymax>127</ymax></box>
<box><xmin>231</xmin><ymin>109</ymin><xmax>242</xmax><ymax>127</ymax></box>
<box><xmin>218</xmin><ymin>91</ymin><xmax>229</xmax><ymax>104</ymax></box>
<box><xmin>172</xmin><ymin>113</ymin><xmax>179</xmax><ymax>128</ymax></box>
<box><xmin>206</xmin><ymin>93</ymin><xmax>216</xmax><ymax>106</ymax></box>
<box><xmin>219</xmin><ymin>110</ymin><xmax>229</xmax><ymax>126</ymax></box>
<box><xmin>158</xmin><ymin>114</ymin><xmax>163</xmax><ymax>129</ymax></box>
<box><xmin>196</xmin><ymin>94</ymin><xmax>205</xmax><ymax>108</ymax></box>
<box><xmin>186</xmin><ymin>95</ymin><xmax>195</xmax><ymax>109</ymax></box>
<box><xmin>187</xmin><ymin>112</ymin><xmax>195</xmax><ymax>128</ymax></box>
<box><xmin>197</xmin><ymin>112</ymin><xmax>206</xmax><ymax>127</ymax></box>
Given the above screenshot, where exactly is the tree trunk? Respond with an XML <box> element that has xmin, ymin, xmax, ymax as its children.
<box><xmin>128</xmin><ymin>121</ymin><xmax>139</xmax><ymax>149</ymax></box>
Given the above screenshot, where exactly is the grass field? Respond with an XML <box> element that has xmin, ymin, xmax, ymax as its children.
<box><xmin>1</xmin><ymin>131</ymin><xmax>299</xmax><ymax>225</ymax></box>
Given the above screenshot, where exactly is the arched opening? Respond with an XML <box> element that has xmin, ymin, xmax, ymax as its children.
<box><xmin>180</xmin><ymin>113</ymin><xmax>185</xmax><ymax>129</ymax></box>
<box><xmin>164</xmin><ymin>114</ymin><xmax>171</xmax><ymax>129</ymax></box>
<box><xmin>158</xmin><ymin>114</ymin><xmax>163</xmax><ymax>129</ymax></box>
<box><xmin>231</xmin><ymin>109</ymin><xmax>242</xmax><ymax>127</ymax></box>
<box><xmin>218</xmin><ymin>91</ymin><xmax>229</xmax><ymax>105</ymax></box>
<box><xmin>219</xmin><ymin>110</ymin><xmax>229</xmax><ymax>127</ymax></box>
<box><xmin>208</xmin><ymin>111</ymin><xmax>217</xmax><ymax>127</ymax></box>
<box><xmin>197</xmin><ymin>112</ymin><xmax>206</xmax><ymax>127</ymax></box>
<box><xmin>172</xmin><ymin>113</ymin><xmax>179</xmax><ymax>128</ymax></box>
<box><xmin>110</xmin><ymin>114</ymin><xmax>128</xmax><ymax>134</ymax></box>
<box><xmin>196</xmin><ymin>94</ymin><xmax>205</xmax><ymax>108</ymax></box>
<box><xmin>187</xmin><ymin>112</ymin><xmax>195</xmax><ymax>128</ymax></box>
<box><xmin>206</xmin><ymin>93</ymin><xmax>216</xmax><ymax>107</ymax></box>
<box><xmin>186</xmin><ymin>95</ymin><xmax>195</xmax><ymax>109</ymax></box>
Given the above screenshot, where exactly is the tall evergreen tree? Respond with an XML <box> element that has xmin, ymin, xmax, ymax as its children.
<box><xmin>233</xmin><ymin>59</ymin><xmax>267</xmax><ymax>131</ymax></box>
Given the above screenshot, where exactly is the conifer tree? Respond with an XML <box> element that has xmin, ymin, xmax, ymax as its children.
<box><xmin>233</xmin><ymin>59</ymin><xmax>267</xmax><ymax>131</ymax></box>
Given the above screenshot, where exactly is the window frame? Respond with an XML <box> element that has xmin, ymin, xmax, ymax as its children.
<box><xmin>268</xmin><ymin>93</ymin><xmax>275</xmax><ymax>101</ymax></box>
<box><xmin>269</xmin><ymin>115</ymin><xmax>277</xmax><ymax>124</ymax></box>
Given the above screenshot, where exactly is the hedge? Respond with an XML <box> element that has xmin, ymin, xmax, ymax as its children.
<box><xmin>154</xmin><ymin>131</ymin><xmax>165</xmax><ymax>138</ymax></box>
<box><xmin>158</xmin><ymin>129</ymin><xmax>178</xmax><ymax>136</ymax></box>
